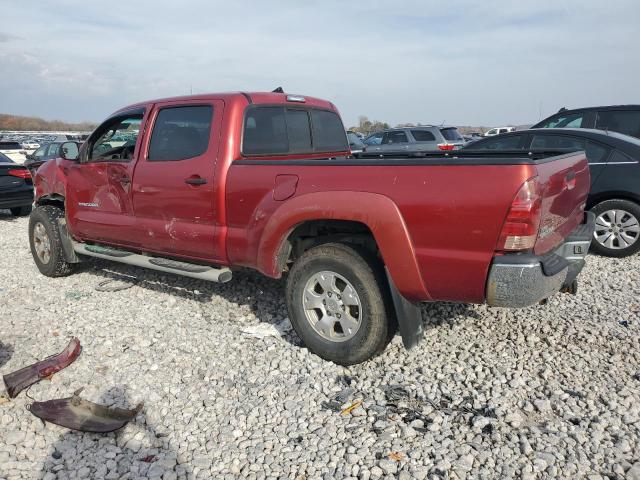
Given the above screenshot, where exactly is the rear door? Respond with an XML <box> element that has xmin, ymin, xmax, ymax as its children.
<box><xmin>408</xmin><ymin>129</ymin><xmax>438</xmax><ymax>152</ymax></box>
<box><xmin>131</xmin><ymin>99</ymin><xmax>223</xmax><ymax>261</ymax></box>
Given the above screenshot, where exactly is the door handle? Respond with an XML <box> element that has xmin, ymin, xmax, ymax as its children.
<box><xmin>185</xmin><ymin>177</ymin><xmax>207</xmax><ymax>185</ymax></box>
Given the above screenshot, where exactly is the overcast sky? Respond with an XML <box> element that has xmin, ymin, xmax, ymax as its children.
<box><xmin>0</xmin><ymin>1</ymin><xmax>638</xmax><ymax>127</ymax></box>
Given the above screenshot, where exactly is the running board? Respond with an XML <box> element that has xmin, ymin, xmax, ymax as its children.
<box><xmin>72</xmin><ymin>242</ymin><xmax>232</xmax><ymax>283</ymax></box>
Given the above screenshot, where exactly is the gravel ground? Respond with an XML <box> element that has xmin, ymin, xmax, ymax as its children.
<box><xmin>1</xmin><ymin>209</ymin><xmax>639</xmax><ymax>480</ymax></box>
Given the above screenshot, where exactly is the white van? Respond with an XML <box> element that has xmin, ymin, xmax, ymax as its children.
<box><xmin>483</xmin><ymin>127</ymin><xmax>516</xmax><ymax>137</ymax></box>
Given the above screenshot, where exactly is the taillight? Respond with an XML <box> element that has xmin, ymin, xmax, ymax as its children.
<box><xmin>497</xmin><ymin>177</ymin><xmax>542</xmax><ymax>251</ymax></box>
<box><xmin>8</xmin><ymin>169</ymin><xmax>32</xmax><ymax>180</ymax></box>
<box><xmin>438</xmin><ymin>143</ymin><xmax>455</xmax><ymax>151</ymax></box>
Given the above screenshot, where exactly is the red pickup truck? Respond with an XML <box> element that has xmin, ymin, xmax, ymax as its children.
<box><xmin>30</xmin><ymin>91</ymin><xmax>594</xmax><ymax>365</ymax></box>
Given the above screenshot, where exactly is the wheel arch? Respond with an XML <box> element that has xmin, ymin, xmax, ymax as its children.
<box><xmin>257</xmin><ymin>191</ymin><xmax>429</xmax><ymax>301</ymax></box>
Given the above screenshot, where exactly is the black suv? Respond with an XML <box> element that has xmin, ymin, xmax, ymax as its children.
<box><xmin>532</xmin><ymin>105</ymin><xmax>640</xmax><ymax>140</ymax></box>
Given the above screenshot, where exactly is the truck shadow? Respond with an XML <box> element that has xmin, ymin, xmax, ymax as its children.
<box><xmin>38</xmin><ymin>385</ymin><xmax>190</xmax><ymax>479</ymax></box>
<box><xmin>79</xmin><ymin>258</ymin><xmax>478</xmax><ymax>346</ymax></box>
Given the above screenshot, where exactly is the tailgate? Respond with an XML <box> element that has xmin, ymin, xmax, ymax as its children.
<box><xmin>533</xmin><ymin>151</ymin><xmax>590</xmax><ymax>255</ymax></box>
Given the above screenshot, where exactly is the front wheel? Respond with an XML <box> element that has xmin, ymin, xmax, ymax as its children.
<box><xmin>591</xmin><ymin>199</ymin><xmax>640</xmax><ymax>257</ymax></box>
<box><xmin>28</xmin><ymin>206</ymin><xmax>74</xmax><ymax>277</ymax></box>
<box><xmin>285</xmin><ymin>243</ymin><xmax>395</xmax><ymax>365</ymax></box>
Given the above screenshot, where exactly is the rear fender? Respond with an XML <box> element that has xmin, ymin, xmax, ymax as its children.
<box><xmin>257</xmin><ymin>191</ymin><xmax>429</xmax><ymax>301</ymax></box>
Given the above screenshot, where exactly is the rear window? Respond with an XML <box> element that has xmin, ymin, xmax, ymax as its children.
<box><xmin>531</xmin><ymin>135</ymin><xmax>584</xmax><ymax>150</ymax></box>
<box><xmin>411</xmin><ymin>130</ymin><xmax>436</xmax><ymax>141</ymax></box>
<box><xmin>0</xmin><ymin>152</ymin><xmax>13</xmax><ymax>162</ymax></box>
<box><xmin>0</xmin><ymin>142</ymin><xmax>21</xmax><ymax>150</ymax></box>
<box><xmin>440</xmin><ymin>128</ymin><xmax>463</xmax><ymax>141</ymax></box>
<box><xmin>243</xmin><ymin>106</ymin><xmax>347</xmax><ymax>155</ymax></box>
<box><xmin>472</xmin><ymin>135</ymin><xmax>526</xmax><ymax>150</ymax></box>
<box><xmin>310</xmin><ymin>110</ymin><xmax>348</xmax><ymax>152</ymax></box>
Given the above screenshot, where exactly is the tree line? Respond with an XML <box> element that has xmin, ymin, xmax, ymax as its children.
<box><xmin>0</xmin><ymin>114</ymin><xmax>96</xmax><ymax>132</ymax></box>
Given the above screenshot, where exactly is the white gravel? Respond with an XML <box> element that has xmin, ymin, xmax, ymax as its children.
<box><xmin>1</xmin><ymin>209</ymin><xmax>639</xmax><ymax>480</ymax></box>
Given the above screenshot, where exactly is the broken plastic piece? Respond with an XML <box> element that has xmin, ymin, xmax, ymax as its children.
<box><xmin>29</xmin><ymin>388</ymin><xmax>143</xmax><ymax>433</ymax></box>
<box><xmin>3</xmin><ymin>338</ymin><xmax>82</xmax><ymax>398</ymax></box>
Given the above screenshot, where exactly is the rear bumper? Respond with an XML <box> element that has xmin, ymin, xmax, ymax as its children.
<box><xmin>486</xmin><ymin>212</ymin><xmax>595</xmax><ymax>307</ymax></box>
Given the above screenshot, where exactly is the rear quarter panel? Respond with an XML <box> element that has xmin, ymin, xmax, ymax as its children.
<box><xmin>225</xmin><ymin>162</ymin><xmax>535</xmax><ymax>303</ymax></box>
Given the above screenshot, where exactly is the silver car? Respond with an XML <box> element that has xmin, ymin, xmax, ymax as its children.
<box><xmin>363</xmin><ymin>126</ymin><xmax>465</xmax><ymax>154</ymax></box>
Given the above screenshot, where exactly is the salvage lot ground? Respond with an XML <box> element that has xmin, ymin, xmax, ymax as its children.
<box><xmin>1</xmin><ymin>210</ymin><xmax>639</xmax><ymax>480</ymax></box>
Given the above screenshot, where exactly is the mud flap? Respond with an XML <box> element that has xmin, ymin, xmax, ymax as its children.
<box><xmin>28</xmin><ymin>388</ymin><xmax>143</xmax><ymax>433</ymax></box>
<box><xmin>57</xmin><ymin>217</ymin><xmax>81</xmax><ymax>263</ymax></box>
<box><xmin>385</xmin><ymin>268</ymin><xmax>423</xmax><ymax>349</ymax></box>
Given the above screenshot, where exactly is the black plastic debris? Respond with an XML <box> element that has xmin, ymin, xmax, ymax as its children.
<box><xmin>28</xmin><ymin>388</ymin><xmax>143</xmax><ymax>433</ymax></box>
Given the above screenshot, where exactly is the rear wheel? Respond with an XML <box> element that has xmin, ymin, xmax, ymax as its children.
<box><xmin>28</xmin><ymin>206</ymin><xmax>74</xmax><ymax>277</ymax></box>
<box><xmin>590</xmin><ymin>199</ymin><xmax>640</xmax><ymax>257</ymax></box>
<box><xmin>10</xmin><ymin>205</ymin><xmax>31</xmax><ymax>216</ymax></box>
<box><xmin>285</xmin><ymin>243</ymin><xmax>395</xmax><ymax>365</ymax></box>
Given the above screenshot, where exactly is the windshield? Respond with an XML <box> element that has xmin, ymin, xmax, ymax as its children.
<box><xmin>440</xmin><ymin>128</ymin><xmax>463</xmax><ymax>141</ymax></box>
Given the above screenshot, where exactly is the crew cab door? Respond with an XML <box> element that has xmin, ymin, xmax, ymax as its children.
<box><xmin>65</xmin><ymin>109</ymin><xmax>146</xmax><ymax>245</ymax></box>
<box><xmin>131</xmin><ymin>99</ymin><xmax>223</xmax><ymax>261</ymax></box>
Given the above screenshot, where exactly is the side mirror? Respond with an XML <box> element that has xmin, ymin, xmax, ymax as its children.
<box><xmin>59</xmin><ymin>142</ymin><xmax>79</xmax><ymax>161</ymax></box>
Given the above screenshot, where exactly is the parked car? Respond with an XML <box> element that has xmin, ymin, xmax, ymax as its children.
<box><xmin>463</xmin><ymin>128</ymin><xmax>640</xmax><ymax>257</ymax></box>
<box><xmin>0</xmin><ymin>153</ymin><xmax>33</xmax><ymax>216</ymax></box>
<box><xmin>346</xmin><ymin>131</ymin><xmax>365</xmax><ymax>157</ymax></box>
<box><xmin>0</xmin><ymin>141</ymin><xmax>27</xmax><ymax>164</ymax></box>
<box><xmin>483</xmin><ymin>127</ymin><xmax>516</xmax><ymax>136</ymax></box>
<box><xmin>532</xmin><ymin>105</ymin><xmax>640</xmax><ymax>140</ymax></box>
<box><xmin>30</xmin><ymin>90</ymin><xmax>592</xmax><ymax>365</ymax></box>
<box><xmin>21</xmin><ymin>140</ymin><xmax>40</xmax><ymax>150</ymax></box>
<box><xmin>363</xmin><ymin>126</ymin><xmax>465</xmax><ymax>154</ymax></box>
<box><xmin>24</xmin><ymin>142</ymin><xmax>82</xmax><ymax>175</ymax></box>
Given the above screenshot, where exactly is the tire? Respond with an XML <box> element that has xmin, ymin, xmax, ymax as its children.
<box><xmin>285</xmin><ymin>242</ymin><xmax>395</xmax><ymax>365</ymax></box>
<box><xmin>590</xmin><ymin>199</ymin><xmax>640</xmax><ymax>258</ymax></box>
<box><xmin>28</xmin><ymin>205</ymin><xmax>74</xmax><ymax>277</ymax></box>
<box><xmin>10</xmin><ymin>205</ymin><xmax>31</xmax><ymax>216</ymax></box>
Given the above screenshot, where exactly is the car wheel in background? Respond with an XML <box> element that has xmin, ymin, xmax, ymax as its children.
<box><xmin>285</xmin><ymin>242</ymin><xmax>395</xmax><ymax>365</ymax></box>
<box><xmin>10</xmin><ymin>205</ymin><xmax>32</xmax><ymax>216</ymax></box>
<box><xmin>590</xmin><ymin>199</ymin><xmax>640</xmax><ymax>257</ymax></box>
<box><xmin>28</xmin><ymin>206</ymin><xmax>74</xmax><ymax>277</ymax></box>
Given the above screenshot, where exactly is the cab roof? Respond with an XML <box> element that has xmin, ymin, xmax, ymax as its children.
<box><xmin>113</xmin><ymin>91</ymin><xmax>337</xmax><ymax>116</ymax></box>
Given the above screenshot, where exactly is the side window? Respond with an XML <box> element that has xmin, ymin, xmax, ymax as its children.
<box><xmin>531</xmin><ymin>135</ymin><xmax>584</xmax><ymax>150</ymax></box>
<box><xmin>33</xmin><ymin>145</ymin><xmax>47</xmax><ymax>158</ymax></box>
<box><xmin>540</xmin><ymin>113</ymin><xmax>584</xmax><ymax>128</ymax></box>
<box><xmin>90</xmin><ymin>114</ymin><xmax>143</xmax><ymax>162</ymax></box>
<box><xmin>486</xmin><ymin>129</ymin><xmax>497</xmax><ymax>135</ymax></box>
<box><xmin>310</xmin><ymin>110</ymin><xmax>348</xmax><ymax>151</ymax></box>
<box><xmin>474</xmin><ymin>135</ymin><xmax>526</xmax><ymax>150</ymax></box>
<box><xmin>382</xmin><ymin>131</ymin><xmax>408</xmax><ymax>144</ymax></box>
<box><xmin>411</xmin><ymin>130</ymin><xmax>436</xmax><ymax>142</ymax></box>
<box><xmin>148</xmin><ymin>106</ymin><xmax>212</xmax><ymax>161</ymax></box>
<box><xmin>584</xmin><ymin>141</ymin><xmax>610</xmax><ymax>164</ymax></box>
<box><xmin>609</xmin><ymin>150</ymin><xmax>636</xmax><ymax>164</ymax></box>
<box><xmin>596</xmin><ymin>111</ymin><xmax>640</xmax><ymax>138</ymax></box>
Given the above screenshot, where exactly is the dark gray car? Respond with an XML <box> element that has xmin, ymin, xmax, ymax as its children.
<box><xmin>363</xmin><ymin>126</ymin><xmax>465</xmax><ymax>154</ymax></box>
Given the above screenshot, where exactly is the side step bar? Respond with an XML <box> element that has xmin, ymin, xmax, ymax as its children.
<box><xmin>72</xmin><ymin>242</ymin><xmax>232</xmax><ymax>283</ymax></box>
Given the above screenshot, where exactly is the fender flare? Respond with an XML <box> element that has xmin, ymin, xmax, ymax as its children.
<box><xmin>257</xmin><ymin>191</ymin><xmax>429</xmax><ymax>301</ymax></box>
